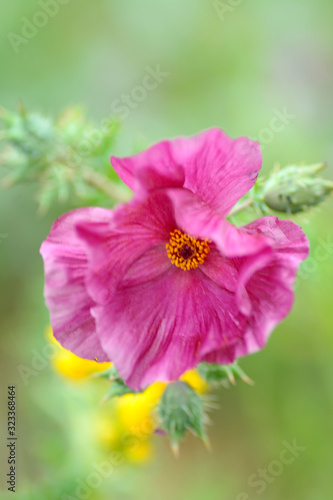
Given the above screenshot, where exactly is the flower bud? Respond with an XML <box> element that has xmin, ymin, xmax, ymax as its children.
<box><xmin>262</xmin><ymin>163</ymin><xmax>333</xmax><ymax>214</ymax></box>
<box><xmin>158</xmin><ymin>381</ymin><xmax>207</xmax><ymax>453</ymax></box>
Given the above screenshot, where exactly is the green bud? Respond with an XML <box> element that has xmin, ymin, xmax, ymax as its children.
<box><xmin>159</xmin><ymin>381</ymin><xmax>207</xmax><ymax>453</ymax></box>
<box><xmin>262</xmin><ymin>163</ymin><xmax>333</xmax><ymax>214</ymax></box>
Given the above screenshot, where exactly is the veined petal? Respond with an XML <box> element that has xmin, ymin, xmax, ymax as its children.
<box><xmin>40</xmin><ymin>117</ymin><xmax>311</xmax><ymax>392</ymax></box>
<box><xmin>111</xmin><ymin>129</ymin><xmax>262</xmax><ymax>215</ymax></box>
<box><xmin>204</xmin><ymin>217</ymin><xmax>309</xmax><ymax>362</ymax></box>
<box><xmin>167</xmin><ymin>188</ymin><xmax>270</xmax><ymax>257</ymax></box>
<box><xmin>40</xmin><ymin>208</ymin><xmax>111</xmax><ymax>361</ymax></box>
<box><xmin>93</xmin><ymin>267</ymin><xmax>246</xmax><ymax>390</ymax></box>
<box><xmin>199</xmin><ymin>247</ymin><xmax>239</xmax><ymax>294</ymax></box>
<box><xmin>76</xmin><ymin>191</ymin><xmax>175</xmax><ymax>305</ymax></box>
<box><xmin>111</xmin><ymin>140</ymin><xmax>185</xmax><ymax>193</ymax></box>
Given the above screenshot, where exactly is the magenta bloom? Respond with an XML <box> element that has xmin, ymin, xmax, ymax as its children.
<box><xmin>40</xmin><ymin>129</ymin><xmax>309</xmax><ymax>389</ymax></box>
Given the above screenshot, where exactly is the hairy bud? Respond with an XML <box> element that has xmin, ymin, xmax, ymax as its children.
<box><xmin>159</xmin><ymin>381</ymin><xmax>207</xmax><ymax>454</ymax></box>
<box><xmin>262</xmin><ymin>163</ymin><xmax>333</xmax><ymax>214</ymax></box>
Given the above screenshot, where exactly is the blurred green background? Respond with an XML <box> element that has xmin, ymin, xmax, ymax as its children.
<box><xmin>1</xmin><ymin>1</ymin><xmax>333</xmax><ymax>499</ymax></box>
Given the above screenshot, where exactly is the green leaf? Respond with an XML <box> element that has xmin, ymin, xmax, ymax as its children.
<box><xmin>103</xmin><ymin>379</ymin><xmax>136</xmax><ymax>400</ymax></box>
<box><xmin>99</xmin><ymin>366</ymin><xmax>142</xmax><ymax>402</ymax></box>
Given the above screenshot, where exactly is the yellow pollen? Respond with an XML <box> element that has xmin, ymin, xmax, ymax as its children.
<box><xmin>166</xmin><ymin>229</ymin><xmax>211</xmax><ymax>271</ymax></box>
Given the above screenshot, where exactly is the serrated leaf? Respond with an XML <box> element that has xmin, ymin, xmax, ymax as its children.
<box><xmin>99</xmin><ymin>366</ymin><xmax>142</xmax><ymax>402</ymax></box>
<box><xmin>103</xmin><ymin>379</ymin><xmax>136</xmax><ymax>400</ymax></box>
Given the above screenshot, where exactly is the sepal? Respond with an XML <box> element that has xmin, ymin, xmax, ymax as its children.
<box><xmin>158</xmin><ymin>381</ymin><xmax>208</xmax><ymax>454</ymax></box>
<box><xmin>197</xmin><ymin>362</ymin><xmax>253</xmax><ymax>387</ymax></box>
<box><xmin>100</xmin><ymin>366</ymin><xmax>142</xmax><ymax>402</ymax></box>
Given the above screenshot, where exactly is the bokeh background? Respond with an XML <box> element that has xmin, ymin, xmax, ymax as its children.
<box><xmin>1</xmin><ymin>1</ymin><xmax>333</xmax><ymax>499</ymax></box>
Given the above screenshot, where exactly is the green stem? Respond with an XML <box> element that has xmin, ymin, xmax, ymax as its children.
<box><xmin>82</xmin><ymin>169</ymin><xmax>131</xmax><ymax>203</ymax></box>
<box><xmin>228</xmin><ymin>197</ymin><xmax>254</xmax><ymax>217</ymax></box>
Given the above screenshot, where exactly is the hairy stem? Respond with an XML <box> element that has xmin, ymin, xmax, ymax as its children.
<box><xmin>82</xmin><ymin>169</ymin><xmax>131</xmax><ymax>203</ymax></box>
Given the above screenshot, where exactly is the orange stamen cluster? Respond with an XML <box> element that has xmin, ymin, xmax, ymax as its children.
<box><xmin>166</xmin><ymin>229</ymin><xmax>210</xmax><ymax>271</ymax></box>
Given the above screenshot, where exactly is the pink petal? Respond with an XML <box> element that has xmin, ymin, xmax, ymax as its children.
<box><xmin>111</xmin><ymin>140</ymin><xmax>185</xmax><ymax>192</ymax></box>
<box><xmin>167</xmin><ymin>188</ymin><xmax>270</xmax><ymax>257</ymax></box>
<box><xmin>92</xmin><ymin>266</ymin><xmax>246</xmax><ymax>390</ymax></box>
<box><xmin>199</xmin><ymin>247</ymin><xmax>239</xmax><ymax>294</ymax></box>
<box><xmin>40</xmin><ymin>208</ymin><xmax>112</xmax><ymax>361</ymax></box>
<box><xmin>111</xmin><ymin>129</ymin><xmax>262</xmax><ymax>215</ymax></box>
<box><xmin>76</xmin><ymin>191</ymin><xmax>175</xmax><ymax>305</ymax></box>
<box><xmin>204</xmin><ymin>217</ymin><xmax>309</xmax><ymax>362</ymax></box>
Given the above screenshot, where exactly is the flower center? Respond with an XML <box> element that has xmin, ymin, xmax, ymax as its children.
<box><xmin>166</xmin><ymin>229</ymin><xmax>210</xmax><ymax>271</ymax></box>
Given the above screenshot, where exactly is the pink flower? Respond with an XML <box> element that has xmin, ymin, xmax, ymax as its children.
<box><xmin>40</xmin><ymin>129</ymin><xmax>309</xmax><ymax>390</ymax></box>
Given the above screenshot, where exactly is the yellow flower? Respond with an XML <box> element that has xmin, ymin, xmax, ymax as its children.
<box><xmin>96</xmin><ymin>410</ymin><xmax>154</xmax><ymax>463</ymax></box>
<box><xmin>46</xmin><ymin>325</ymin><xmax>208</xmax><ymax>462</ymax></box>
<box><xmin>46</xmin><ymin>326</ymin><xmax>111</xmax><ymax>380</ymax></box>
<box><xmin>116</xmin><ymin>382</ymin><xmax>166</xmax><ymax>430</ymax></box>
<box><xmin>96</xmin><ymin>394</ymin><xmax>156</xmax><ymax>464</ymax></box>
<box><xmin>96</xmin><ymin>382</ymin><xmax>168</xmax><ymax>463</ymax></box>
<box><xmin>180</xmin><ymin>369</ymin><xmax>209</xmax><ymax>394</ymax></box>
<box><xmin>96</xmin><ymin>375</ymin><xmax>207</xmax><ymax>463</ymax></box>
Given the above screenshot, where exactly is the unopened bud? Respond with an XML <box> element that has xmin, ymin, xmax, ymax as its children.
<box><xmin>159</xmin><ymin>381</ymin><xmax>207</xmax><ymax>451</ymax></box>
<box><xmin>262</xmin><ymin>163</ymin><xmax>333</xmax><ymax>213</ymax></box>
